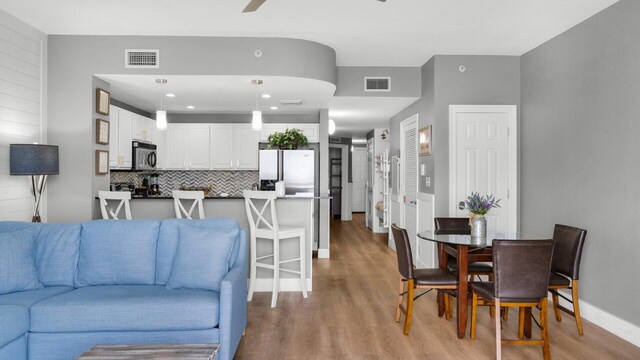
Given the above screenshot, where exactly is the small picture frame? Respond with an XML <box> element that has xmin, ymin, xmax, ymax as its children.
<box><xmin>96</xmin><ymin>88</ymin><xmax>110</xmax><ymax>115</ymax></box>
<box><xmin>419</xmin><ymin>125</ymin><xmax>432</xmax><ymax>156</ymax></box>
<box><xmin>95</xmin><ymin>150</ymin><xmax>109</xmax><ymax>174</ymax></box>
<box><xmin>96</xmin><ymin>119</ymin><xmax>110</xmax><ymax>145</ymax></box>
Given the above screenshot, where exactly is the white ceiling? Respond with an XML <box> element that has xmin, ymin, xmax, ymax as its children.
<box><xmin>328</xmin><ymin>97</ymin><xmax>418</xmax><ymax>137</ymax></box>
<box><xmin>0</xmin><ymin>0</ymin><xmax>618</xmax><ymax>66</ymax></box>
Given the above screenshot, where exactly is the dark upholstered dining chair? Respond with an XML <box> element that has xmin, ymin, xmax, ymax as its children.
<box><xmin>470</xmin><ymin>239</ymin><xmax>555</xmax><ymax>360</ymax></box>
<box><xmin>391</xmin><ymin>224</ymin><xmax>458</xmax><ymax>335</ymax></box>
<box><xmin>548</xmin><ymin>224</ymin><xmax>587</xmax><ymax>335</ymax></box>
<box><xmin>434</xmin><ymin>218</ymin><xmax>494</xmax><ymax>279</ymax></box>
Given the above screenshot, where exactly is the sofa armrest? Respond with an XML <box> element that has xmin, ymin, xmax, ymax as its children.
<box><xmin>217</xmin><ymin>229</ymin><xmax>247</xmax><ymax>360</ymax></box>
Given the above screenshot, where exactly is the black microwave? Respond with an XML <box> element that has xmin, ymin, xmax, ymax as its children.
<box><xmin>132</xmin><ymin>141</ymin><xmax>157</xmax><ymax>171</ymax></box>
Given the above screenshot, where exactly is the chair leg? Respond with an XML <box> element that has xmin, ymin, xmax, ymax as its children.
<box><xmin>541</xmin><ymin>300</ymin><xmax>551</xmax><ymax>360</ymax></box>
<box><xmin>471</xmin><ymin>292</ymin><xmax>478</xmax><ymax>340</ymax></box>
<box><xmin>551</xmin><ymin>291</ymin><xmax>561</xmax><ymax>322</ymax></box>
<box><xmin>503</xmin><ymin>307</ymin><xmax>509</xmax><ymax>321</ymax></box>
<box><xmin>247</xmin><ymin>235</ymin><xmax>257</xmax><ymax>302</ymax></box>
<box><xmin>403</xmin><ymin>280</ymin><xmax>415</xmax><ymax>335</ymax></box>
<box><xmin>299</xmin><ymin>232</ymin><xmax>308</xmax><ymax>299</ymax></box>
<box><xmin>446</xmin><ymin>294</ymin><xmax>453</xmax><ymax>320</ymax></box>
<box><xmin>395</xmin><ymin>276</ymin><xmax>404</xmax><ymax>322</ymax></box>
<box><xmin>271</xmin><ymin>238</ymin><xmax>280</xmax><ymax>308</ymax></box>
<box><xmin>495</xmin><ymin>298</ymin><xmax>502</xmax><ymax>360</ymax></box>
<box><xmin>518</xmin><ymin>307</ymin><xmax>525</xmax><ymax>339</ymax></box>
<box><xmin>489</xmin><ymin>273</ymin><xmax>495</xmax><ymax>318</ymax></box>
<box><xmin>573</xmin><ymin>281</ymin><xmax>584</xmax><ymax>335</ymax></box>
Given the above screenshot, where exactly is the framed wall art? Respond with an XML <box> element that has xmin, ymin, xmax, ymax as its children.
<box><xmin>419</xmin><ymin>125</ymin><xmax>432</xmax><ymax>156</ymax></box>
<box><xmin>96</xmin><ymin>119</ymin><xmax>110</xmax><ymax>145</ymax></box>
<box><xmin>96</xmin><ymin>88</ymin><xmax>110</xmax><ymax>115</ymax></box>
<box><xmin>95</xmin><ymin>150</ymin><xmax>109</xmax><ymax>174</ymax></box>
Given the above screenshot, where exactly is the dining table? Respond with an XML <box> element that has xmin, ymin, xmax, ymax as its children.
<box><xmin>417</xmin><ymin>230</ymin><xmax>546</xmax><ymax>339</ymax></box>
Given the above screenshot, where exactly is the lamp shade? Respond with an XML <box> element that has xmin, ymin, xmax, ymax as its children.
<box><xmin>10</xmin><ymin>144</ymin><xmax>59</xmax><ymax>175</ymax></box>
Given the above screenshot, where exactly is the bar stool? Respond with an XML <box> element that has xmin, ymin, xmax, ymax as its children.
<box><xmin>243</xmin><ymin>190</ymin><xmax>307</xmax><ymax>308</ymax></box>
<box><xmin>172</xmin><ymin>190</ymin><xmax>205</xmax><ymax>219</ymax></box>
<box><xmin>98</xmin><ymin>191</ymin><xmax>132</xmax><ymax>220</ymax></box>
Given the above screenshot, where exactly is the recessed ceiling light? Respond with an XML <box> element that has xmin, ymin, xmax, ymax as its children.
<box><xmin>186</xmin><ymin>105</ymin><xmax>195</xmax><ymax>109</ymax></box>
<box><xmin>270</xmin><ymin>106</ymin><xmax>278</xmax><ymax>110</ymax></box>
<box><xmin>166</xmin><ymin>93</ymin><xmax>176</xmax><ymax>98</ymax></box>
<box><xmin>262</xmin><ymin>94</ymin><xmax>271</xmax><ymax>98</ymax></box>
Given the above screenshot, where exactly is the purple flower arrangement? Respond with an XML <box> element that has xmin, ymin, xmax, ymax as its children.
<box><xmin>465</xmin><ymin>192</ymin><xmax>501</xmax><ymax>215</ymax></box>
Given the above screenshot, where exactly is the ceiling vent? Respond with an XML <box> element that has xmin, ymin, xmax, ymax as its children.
<box><xmin>329</xmin><ymin>136</ymin><xmax>342</xmax><ymax>144</ymax></box>
<box><xmin>364</xmin><ymin>77</ymin><xmax>391</xmax><ymax>92</ymax></box>
<box><xmin>280</xmin><ymin>99</ymin><xmax>303</xmax><ymax>105</ymax></box>
<box><xmin>125</xmin><ymin>49</ymin><xmax>159</xmax><ymax>69</ymax></box>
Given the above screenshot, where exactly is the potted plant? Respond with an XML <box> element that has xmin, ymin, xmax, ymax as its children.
<box><xmin>268</xmin><ymin>128</ymin><xmax>309</xmax><ymax>150</ymax></box>
<box><xmin>465</xmin><ymin>192</ymin><xmax>501</xmax><ymax>238</ymax></box>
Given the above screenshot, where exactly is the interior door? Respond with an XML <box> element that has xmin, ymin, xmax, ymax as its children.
<box><xmin>401</xmin><ymin>115</ymin><xmax>418</xmax><ymax>261</ymax></box>
<box><xmin>351</xmin><ymin>147</ymin><xmax>367</xmax><ymax>212</ymax></box>
<box><xmin>450</xmin><ymin>105</ymin><xmax>516</xmax><ymax>232</ymax></box>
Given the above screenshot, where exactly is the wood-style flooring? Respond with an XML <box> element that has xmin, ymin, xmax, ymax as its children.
<box><xmin>235</xmin><ymin>213</ymin><xmax>640</xmax><ymax>359</ymax></box>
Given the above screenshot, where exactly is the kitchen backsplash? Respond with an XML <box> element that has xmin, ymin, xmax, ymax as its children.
<box><xmin>111</xmin><ymin>170</ymin><xmax>259</xmax><ymax>197</ymax></box>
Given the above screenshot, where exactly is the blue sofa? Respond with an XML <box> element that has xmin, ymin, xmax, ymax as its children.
<box><xmin>0</xmin><ymin>218</ymin><xmax>247</xmax><ymax>360</ymax></box>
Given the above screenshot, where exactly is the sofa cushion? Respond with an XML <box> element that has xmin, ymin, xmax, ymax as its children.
<box><xmin>0</xmin><ymin>334</ymin><xmax>27</xmax><ymax>359</ymax></box>
<box><xmin>75</xmin><ymin>220</ymin><xmax>160</xmax><ymax>287</ymax></box>
<box><xmin>156</xmin><ymin>219</ymin><xmax>241</xmax><ymax>285</ymax></box>
<box><xmin>0</xmin><ymin>222</ymin><xmax>80</xmax><ymax>287</ymax></box>
<box><xmin>0</xmin><ymin>305</ymin><xmax>29</xmax><ymax>347</ymax></box>
<box><xmin>167</xmin><ymin>225</ymin><xmax>237</xmax><ymax>292</ymax></box>
<box><xmin>0</xmin><ymin>229</ymin><xmax>43</xmax><ymax>294</ymax></box>
<box><xmin>30</xmin><ymin>285</ymin><xmax>220</xmax><ymax>332</ymax></box>
<box><xmin>0</xmin><ymin>286</ymin><xmax>73</xmax><ymax>308</ymax></box>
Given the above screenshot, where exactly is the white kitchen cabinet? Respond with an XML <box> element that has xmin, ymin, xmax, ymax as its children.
<box><xmin>152</xmin><ymin>126</ymin><xmax>166</xmax><ymax>170</ymax></box>
<box><xmin>164</xmin><ymin>124</ymin><xmax>187</xmax><ymax>169</ymax></box>
<box><xmin>133</xmin><ymin>114</ymin><xmax>153</xmax><ymax>142</ymax></box>
<box><xmin>210</xmin><ymin>124</ymin><xmax>234</xmax><ymax>169</ymax></box>
<box><xmin>234</xmin><ymin>124</ymin><xmax>259</xmax><ymax>169</ymax></box>
<box><xmin>259</xmin><ymin>123</ymin><xmax>319</xmax><ymax>143</ymax></box>
<box><xmin>187</xmin><ymin>125</ymin><xmax>211</xmax><ymax>169</ymax></box>
<box><xmin>116</xmin><ymin>108</ymin><xmax>133</xmax><ymax>169</ymax></box>
<box><xmin>108</xmin><ymin>105</ymin><xmax>119</xmax><ymax>167</ymax></box>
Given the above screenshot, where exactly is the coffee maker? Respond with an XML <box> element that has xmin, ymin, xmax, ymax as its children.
<box><xmin>148</xmin><ymin>173</ymin><xmax>161</xmax><ymax>195</ymax></box>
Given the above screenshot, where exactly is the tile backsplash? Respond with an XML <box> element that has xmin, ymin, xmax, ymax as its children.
<box><xmin>111</xmin><ymin>170</ymin><xmax>259</xmax><ymax>197</ymax></box>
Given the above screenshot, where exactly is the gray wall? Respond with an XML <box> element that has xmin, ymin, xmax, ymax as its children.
<box><xmin>336</xmin><ymin>66</ymin><xmax>421</xmax><ymax>97</ymax></box>
<box><xmin>521</xmin><ymin>0</ymin><xmax>640</xmax><ymax>326</ymax></box>
<box><xmin>46</xmin><ymin>35</ymin><xmax>337</xmax><ymax>222</ymax></box>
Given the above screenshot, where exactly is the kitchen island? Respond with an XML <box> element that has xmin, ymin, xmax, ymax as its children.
<box><xmin>95</xmin><ymin>195</ymin><xmax>329</xmax><ymax>292</ymax></box>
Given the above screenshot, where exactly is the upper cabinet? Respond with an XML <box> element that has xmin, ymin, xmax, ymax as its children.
<box><xmin>210</xmin><ymin>124</ymin><xmax>234</xmax><ymax>169</ymax></box>
<box><xmin>132</xmin><ymin>114</ymin><xmax>154</xmax><ymax>143</ymax></box>
<box><xmin>234</xmin><ymin>125</ymin><xmax>260</xmax><ymax>170</ymax></box>
<box><xmin>110</xmin><ymin>106</ymin><xmax>133</xmax><ymax>169</ymax></box>
<box><xmin>210</xmin><ymin>124</ymin><xmax>259</xmax><ymax>170</ymax></box>
<box><xmin>259</xmin><ymin>124</ymin><xmax>319</xmax><ymax>143</ymax></box>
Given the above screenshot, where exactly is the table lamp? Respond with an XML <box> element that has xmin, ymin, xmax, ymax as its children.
<box><xmin>10</xmin><ymin>144</ymin><xmax>59</xmax><ymax>222</ymax></box>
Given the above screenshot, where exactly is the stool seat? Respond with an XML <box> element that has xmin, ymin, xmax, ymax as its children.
<box><xmin>254</xmin><ymin>226</ymin><xmax>306</xmax><ymax>239</ymax></box>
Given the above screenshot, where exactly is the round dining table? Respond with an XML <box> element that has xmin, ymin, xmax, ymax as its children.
<box><xmin>417</xmin><ymin>230</ymin><xmax>546</xmax><ymax>339</ymax></box>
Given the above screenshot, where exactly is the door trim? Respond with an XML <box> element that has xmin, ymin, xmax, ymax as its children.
<box><xmin>448</xmin><ymin>105</ymin><xmax>518</xmax><ymax>232</ymax></box>
<box><xmin>399</xmin><ymin>114</ymin><xmax>419</xmax><ymax>260</ymax></box>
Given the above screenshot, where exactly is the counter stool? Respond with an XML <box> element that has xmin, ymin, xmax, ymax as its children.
<box><xmin>98</xmin><ymin>191</ymin><xmax>132</xmax><ymax>220</ymax></box>
<box><xmin>172</xmin><ymin>190</ymin><xmax>205</xmax><ymax>219</ymax></box>
<box><xmin>243</xmin><ymin>190</ymin><xmax>307</xmax><ymax>308</ymax></box>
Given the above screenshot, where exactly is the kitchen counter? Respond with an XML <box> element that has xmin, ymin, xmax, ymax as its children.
<box><xmin>95</xmin><ymin>195</ymin><xmax>331</xmax><ymax>200</ymax></box>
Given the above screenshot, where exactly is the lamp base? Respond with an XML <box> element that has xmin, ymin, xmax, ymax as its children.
<box><xmin>32</xmin><ymin>215</ymin><xmax>41</xmax><ymax>223</ymax></box>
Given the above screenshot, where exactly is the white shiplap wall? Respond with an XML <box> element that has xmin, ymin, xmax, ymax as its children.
<box><xmin>0</xmin><ymin>10</ymin><xmax>46</xmax><ymax>221</ymax></box>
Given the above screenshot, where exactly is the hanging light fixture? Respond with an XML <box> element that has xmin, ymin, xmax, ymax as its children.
<box><xmin>155</xmin><ymin>78</ymin><xmax>168</xmax><ymax>130</ymax></box>
<box><xmin>328</xmin><ymin>119</ymin><xmax>336</xmax><ymax>135</ymax></box>
<box><xmin>251</xmin><ymin>80</ymin><xmax>263</xmax><ymax>130</ymax></box>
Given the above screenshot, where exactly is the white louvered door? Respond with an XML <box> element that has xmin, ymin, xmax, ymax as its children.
<box><xmin>400</xmin><ymin>115</ymin><xmax>418</xmax><ymax>262</ymax></box>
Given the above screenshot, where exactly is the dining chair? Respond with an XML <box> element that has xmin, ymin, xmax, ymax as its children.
<box><xmin>548</xmin><ymin>224</ymin><xmax>588</xmax><ymax>335</ymax></box>
<box><xmin>391</xmin><ymin>224</ymin><xmax>458</xmax><ymax>335</ymax></box>
<box><xmin>98</xmin><ymin>191</ymin><xmax>132</xmax><ymax>220</ymax></box>
<box><xmin>172</xmin><ymin>190</ymin><xmax>205</xmax><ymax>219</ymax></box>
<box><xmin>470</xmin><ymin>239</ymin><xmax>555</xmax><ymax>360</ymax></box>
<box><xmin>244</xmin><ymin>190</ymin><xmax>307</xmax><ymax>308</ymax></box>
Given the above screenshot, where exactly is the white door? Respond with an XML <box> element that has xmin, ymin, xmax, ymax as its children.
<box><xmin>365</xmin><ymin>138</ymin><xmax>374</xmax><ymax>229</ymax></box>
<box><xmin>165</xmin><ymin>124</ymin><xmax>187</xmax><ymax>170</ymax></box>
<box><xmin>449</xmin><ymin>105</ymin><xmax>517</xmax><ymax>232</ymax></box>
<box><xmin>117</xmin><ymin>109</ymin><xmax>133</xmax><ymax>169</ymax></box>
<box><xmin>187</xmin><ymin>125</ymin><xmax>211</xmax><ymax>169</ymax></box>
<box><xmin>108</xmin><ymin>105</ymin><xmax>119</xmax><ymax>168</ymax></box>
<box><xmin>351</xmin><ymin>147</ymin><xmax>367</xmax><ymax>212</ymax></box>
<box><xmin>210</xmin><ymin>124</ymin><xmax>234</xmax><ymax>169</ymax></box>
<box><xmin>234</xmin><ymin>124</ymin><xmax>259</xmax><ymax>170</ymax></box>
<box><xmin>400</xmin><ymin>115</ymin><xmax>418</xmax><ymax>261</ymax></box>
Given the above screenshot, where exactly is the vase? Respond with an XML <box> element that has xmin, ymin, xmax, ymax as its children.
<box><xmin>470</xmin><ymin>214</ymin><xmax>487</xmax><ymax>238</ymax></box>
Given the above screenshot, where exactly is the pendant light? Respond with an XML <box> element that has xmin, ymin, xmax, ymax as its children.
<box><xmin>155</xmin><ymin>78</ymin><xmax>168</xmax><ymax>130</ymax></box>
<box><xmin>251</xmin><ymin>79</ymin><xmax>263</xmax><ymax>130</ymax></box>
<box><xmin>328</xmin><ymin>119</ymin><xmax>336</xmax><ymax>135</ymax></box>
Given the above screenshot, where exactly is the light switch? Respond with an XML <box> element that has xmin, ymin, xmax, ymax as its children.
<box><xmin>425</xmin><ymin>177</ymin><xmax>431</xmax><ymax>187</ymax></box>
<box><xmin>420</xmin><ymin>164</ymin><xmax>426</xmax><ymax>176</ymax></box>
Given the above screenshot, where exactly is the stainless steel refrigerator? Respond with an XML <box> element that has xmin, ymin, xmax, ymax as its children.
<box><xmin>259</xmin><ymin>149</ymin><xmax>316</xmax><ymax>196</ymax></box>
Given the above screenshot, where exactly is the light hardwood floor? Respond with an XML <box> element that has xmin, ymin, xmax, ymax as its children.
<box><xmin>235</xmin><ymin>213</ymin><xmax>640</xmax><ymax>359</ymax></box>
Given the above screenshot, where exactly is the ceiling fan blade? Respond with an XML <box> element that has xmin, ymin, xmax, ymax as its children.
<box><xmin>242</xmin><ymin>0</ymin><xmax>267</xmax><ymax>13</ymax></box>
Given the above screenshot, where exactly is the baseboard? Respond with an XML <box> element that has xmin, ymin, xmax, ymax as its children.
<box><xmin>251</xmin><ymin>278</ymin><xmax>313</xmax><ymax>292</ymax></box>
<box><xmin>550</xmin><ymin>290</ymin><xmax>640</xmax><ymax>347</ymax></box>
<box><xmin>317</xmin><ymin>248</ymin><xmax>330</xmax><ymax>259</ymax></box>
